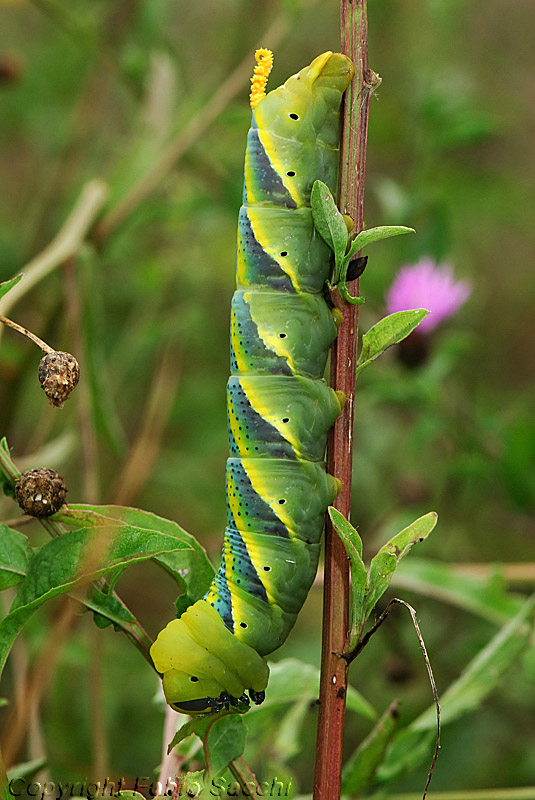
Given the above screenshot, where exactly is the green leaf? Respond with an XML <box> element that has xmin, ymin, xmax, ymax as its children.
<box><xmin>391</xmin><ymin>558</ymin><xmax>525</xmax><ymax>625</ymax></box>
<box><xmin>0</xmin><ymin>437</ymin><xmax>19</xmax><ymax>500</ymax></box>
<box><xmin>310</xmin><ymin>180</ymin><xmax>349</xmax><ymax>266</ymax></box>
<box><xmin>376</xmin><ymin>594</ymin><xmax>535</xmax><ymax>784</ymax></box>
<box><xmin>0</xmin><ymin>514</ymin><xmax>140</xmax><ymax>636</ymax></box>
<box><xmin>0</xmin><ymin>513</ymin><xmax>214</xmax><ymax>676</ymax></box>
<box><xmin>84</xmin><ymin>585</ymin><xmax>137</xmax><ymax>630</ymax></box>
<box><xmin>341</xmin><ymin>702</ymin><xmax>399</xmax><ymax>795</ymax></box>
<box><xmin>167</xmin><ymin>716</ymin><xmax>212</xmax><ymax>754</ymax></box>
<box><xmin>345</xmin><ymin>226</ymin><xmax>415</xmax><ymax>261</ymax></box>
<box><xmin>240</xmin><ymin>659</ymin><xmax>374</xmax><ymax>768</ymax></box>
<box><xmin>179</xmin><ymin>772</ymin><xmax>205</xmax><ymax>799</ymax></box>
<box><xmin>328</xmin><ymin>508</ymin><xmax>367</xmax><ymax>641</ymax></box>
<box><xmin>365</xmin><ymin>512</ymin><xmax>437</xmax><ymax>619</ymax></box>
<box><xmin>56</xmin><ymin>504</ymin><xmax>215</xmax><ymax>601</ymax></box>
<box><xmin>7</xmin><ymin>758</ymin><xmax>47</xmax><ymax>781</ymax></box>
<box><xmin>0</xmin><ymin>525</ymin><xmax>32</xmax><ymax>590</ymax></box>
<box><xmin>356</xmin><ymin>309</ymin><xmax>429</xmax><ymax>375</ymax></box>
<box><xmin>272</xmin><ymin>697</ymin><xmax>310</xmax><ymax>760</ymax></box>
<box><xmin>415</xmin><ymin>592</ymin><xmax>535</xmax><ymax>730</ymax></box>
<box><xmin>248</xmin><ymin>659</ymin><xmax>376</xmax><ymax>721</ymax></box>
<box><xmin>0</xmin><ymin>275</ymin><xmax>23</xmax><ymax>301</ymax></box>
<box><xmin>204</xmin><ymin>714</ymin><xmax>246</xmax><ymax>779</ymax></box>
<box><xmin>328</xmin><ymin>507</ymin><xmax>363</xmax><ymax>559</ymax></box>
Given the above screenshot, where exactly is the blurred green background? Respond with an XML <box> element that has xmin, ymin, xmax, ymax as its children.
<box><xmin>0</xmin><ymin>0</ymin><xmax>533</xmax><ymax>795</ymax></box>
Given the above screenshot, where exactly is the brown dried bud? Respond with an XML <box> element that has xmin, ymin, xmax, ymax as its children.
<box><xmin>15</xmin><ymin>468</ymin><xmax>67</xmax><ymax>517</ymax></box>
<box><xmin>38</xmin><ymin>351</ymin><xmax>80</xmax><ymax>408</ymax></box>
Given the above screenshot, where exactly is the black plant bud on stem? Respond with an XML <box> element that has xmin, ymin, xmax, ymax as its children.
<box><xmin>397</xmin><ymin>330</ymin><xmax>430</xmax><ymax>368</ymax></box>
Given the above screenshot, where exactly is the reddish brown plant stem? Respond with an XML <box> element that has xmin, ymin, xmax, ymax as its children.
<box><xmin>313</xmin><ymin>2</ymin><xmax>375</xmax><ymax>797</ymax></box>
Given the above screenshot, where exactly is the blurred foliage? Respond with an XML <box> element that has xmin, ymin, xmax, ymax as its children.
<box><xmin>0</xmin><ymin>0</ymin><xmax>534</xmax><ymax>796</ymax></box>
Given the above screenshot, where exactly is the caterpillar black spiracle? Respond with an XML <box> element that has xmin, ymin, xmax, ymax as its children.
<box><xmin>151</xmin><ymin>50</ymin><xmax>354</xmax><ymax>714</ymax></box>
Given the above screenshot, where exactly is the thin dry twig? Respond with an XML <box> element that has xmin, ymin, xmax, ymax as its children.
<box><xmin>1</xmin><ymin>500</ymin><xmax>150</xmax><ymax>768</ymax></box>
<box><xmin>90</xmin><ymin>625</ymin><xmax>107</xmax><ymax>778</ymax></box>
<box><xmin>111</xmin><ymin>345</ymin><xmax>182</xmax><ymax>506</ymax></box>
<box><xmin>347</xmin><ymin>599</ymin><xmax>441</xmax><ymax>800</ymax></box>
<box><xmin>229</xmin><ymin>757</ymin><xmax>264</xmax><ymax>796</ymax></box>
<box><xmin>62</xmin><ymin>255</ymin><xmax>100</xmax><ymax>504</ymax></box>
<box><xmin>92</xmin><ymin>16</ymin><xmax>289</xmax><ymax>242</ymax></box>
<box><xmin>0</xmin><ymin>180</ymin><xmax>108</xmax><ymax>327</ymax></box>
<box><xmin>0</xmin><ymin>590</ymin><xmax>49</xmax><ymax>778</ymax></box>
<box><xmin>1</xmin><ymin>596</ymin><xmax>79</xmax><ymax>768</ymax></box>
<box><xmin>158</xmin><ymin>706</ymin><xmax>187</xmax><ymax>790</ymax></box>
<box><xmin>391</xmin><ymin>790</ymin><xmax>535</xmax><ymax>800</ymax></box>
<box><xmin>26</xmin><ymin>0</ymin><xmax>142</xmax><ymax>248</ymax></box>
<box><xmin>0</xmin><ymin>315</ymin><xmax>54</xmax><ymax>354</ymax></box>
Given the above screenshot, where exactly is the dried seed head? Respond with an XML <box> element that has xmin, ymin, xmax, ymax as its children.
<box><xmin>15</xmin><ymin>468</ymin><xmax>67</xmax><ymax>517</ymax></box>
<box><xmin>38</xmin><ymin>351</ymin><xmax>80</xmax><ymax>408</ymax></box>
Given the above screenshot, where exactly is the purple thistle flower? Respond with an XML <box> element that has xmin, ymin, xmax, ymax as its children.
<box><xmin>386</xmin><ymin>258</ymin><xmax>471</xmax><ymax>333</ymax></box>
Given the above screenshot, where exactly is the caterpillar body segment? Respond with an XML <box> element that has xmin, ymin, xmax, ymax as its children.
<box><xmin>237</xmin><ymin>206</ymin><xmax>331</xmax><ymax>294</ymax></box>
<box><xmin>244</xmin><ymin>52</ymin><xmax>354</xmax><ymax>208</ymax></box>
<box><xmin>227</xmin><ymin>374</ymin><xmax>343</xmax><ymax>462</ymax></box>
<box><xmin>151</xmin><ymin>51</ymin><xmax>354</xmax><ymax>715</ymax></box>
<box><xmin>230</xmin><ymin>290</ymin><xmax>339</xmax><ymax>378</ymax></box>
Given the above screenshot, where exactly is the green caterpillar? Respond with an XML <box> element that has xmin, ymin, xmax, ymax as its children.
<box><xmin>151</xmin><ymin>50</ymin><xmax>354</xmax><ymax>714</ymax></box>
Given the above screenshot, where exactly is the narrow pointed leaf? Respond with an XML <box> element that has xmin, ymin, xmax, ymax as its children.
<box><xmin>356</xmin><ymin>309</ymin><xmax>429</xmax><ymax>374</ymax></box>
<box><xmin>346</xmin><ymin>226</ymin><xmax>414</xmax><ymax>261</ymax></box>
<box><xmin>365</xmin><ymin>513</ymin><xmax>437</xmax><ymax>618</ymax></box>
<box><xmin>0</xmin><ymin>275</ymin><xmax>23</xmax><ymax>301</ymax></box>
<box><xmin>272</xmin><ymin>697</ymin><xmax>310</xmax><ymax>760</ymax></box>
<box><xmin>341</xmin><ymin>702</ymin><xmax>400</xmax><ymax>794</ymax></box>
<box><xmin>414</xmin><ymin>593</ymin><xmax>535</xmax><ymax>730</ymax></box>
<box><xmin>391</xmin><ymin>558</ymin><xmax>525</xmax><ymax>624</ymax></box>
<box><xmin>329</xmin><ymin>507</ymin><xmax>363</xmax><ymax>558</ymax></box>
<box><xmin>0</xmin><ymin>521</ymin><xmax>137</xmax><ymax>633</ymax></box>
<box><xmin>311</xmin><ymin>180</ymin><xmax>349</xmax><ymax>266</ymax></box>
<box><xmin>7</xmin><ymin>758</ymin><xmax>47</xmax><ymax>781</ymax></box>
<box><xmin>377</xmin><ymin>595</ymin><xmax>535</xmax><ymax>784</ymax></box>
<box><xmin>0</xmin><ymin>437</ymin><xmax>19</xmax><ymax>500</ymax></box>
<box><xmin>329</xmin><ymin>507</ymin><xmax>367</xmax><ymax>635</ymax></box>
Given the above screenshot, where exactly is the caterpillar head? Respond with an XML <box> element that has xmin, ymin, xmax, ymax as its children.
<box><xmin>161</xmin><ymin>669</ymin><xmax>239</xmax><ymax>714</ymax></box>
<box><xmin>245</xmin><ymin>51</ymin><xmax>354</xmax><ymax>207</ymax></box>
<box><xmin>151</xmin><ymin>600</ymin><xmax>269</xmax><ymax>715</ymax></box>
